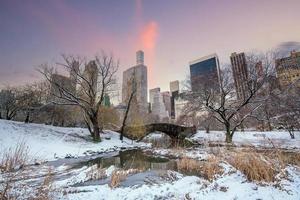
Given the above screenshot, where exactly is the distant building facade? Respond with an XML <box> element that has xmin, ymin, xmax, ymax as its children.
<box><xmin>230</xmin><ymin>52</ymin><xmax>249</xmax><ymax>100</ymax></box>
<box><xmin>149</xmin><ymin>88</ymin><xmax>170</xmax><ymax>120</ymax></box>
<box><xmin>189</xmin><ymin>54</ymin><xmax>221</xmax><ymax>92</ymax></box>
<box><xmin>161</xmin><ymin>91</ymin><xmax>171</xmax><ymax>117</ymax></box>
<box><xmin>255</xmin><ymin>61</ymin><xmax>264</xmax><ymax>80</ymax></box>
<box><xmin>149</xmin><ymin>87</ymin><xmax>160</xmax><ymax>109</ymax></box>
<box><xmin>276</xmin><ymin>50</ymin><xmax>300</xmax><ymax>89</ymax></box>
<box><xmin>174</xmin><ymin>93</ymin><xmax>188</xmax><ymax>120</ymax></box>
<box><xmin>49</xmin><ymin>61</ymin><xmax>79</xmax><ymax>103</ymax></box>
<box><xmin>169</xmin><ymin>80</ymin><xmax>179</xmax><ymax>119</ymax></box>
<box><xmin>122</xmin><ymin>50</ymin><xmax>148</xmax><ymax>114</ymax></box>
<box><xmin>83</xmin><ymin>60</ymin><xmax>98</xmax><ymax>93</ymax></box>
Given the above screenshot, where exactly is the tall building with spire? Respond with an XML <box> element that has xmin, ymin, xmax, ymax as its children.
<box><xmin>122</xmin><ymin>50</ymin><xmax>148</xmax><ymax>114</ymax></box>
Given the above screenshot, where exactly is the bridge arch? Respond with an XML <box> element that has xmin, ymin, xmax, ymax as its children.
<box><xmin>121</xmin><ymin>123</ymin><xmax>196</xmax><ymax>141</ymax></box>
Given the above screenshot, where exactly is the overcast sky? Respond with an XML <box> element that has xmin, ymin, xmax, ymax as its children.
<box><xmin>1</xmin><ymin>0</ymin><xmax>300</xmax><ymax>94</ymax></box>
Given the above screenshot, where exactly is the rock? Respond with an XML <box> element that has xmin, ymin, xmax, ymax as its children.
<box><xmin>220</xmin><ymin>186</ymin><xmax>228</xmax><ymax>192</ymax></box>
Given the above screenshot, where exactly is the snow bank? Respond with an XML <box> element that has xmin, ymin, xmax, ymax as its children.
<box><xmin>191</xmin><ymin>130</ymin><xmax>300</xmax><ymax>149</ymax></box>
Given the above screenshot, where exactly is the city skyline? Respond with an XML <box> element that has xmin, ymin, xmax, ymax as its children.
<box><xmin>1</xmin><ymin>0</ymin><xmax>300</xmax><ymax>92</ymax></box>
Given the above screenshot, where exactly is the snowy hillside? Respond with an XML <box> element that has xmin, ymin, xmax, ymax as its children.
<box><xmin>0</xmin><ymin>120</ymin><xmax>148</xmax><ymax>162</ymax></box>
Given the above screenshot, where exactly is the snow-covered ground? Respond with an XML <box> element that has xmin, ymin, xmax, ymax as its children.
<box><xmin>59</xmin><ymin>164</ymin><xmax>300</xmax><ymax>200</ymax></box>
<box><xmin>0</xmin><ymin>119</ymin><xmax>149</xmax><ymax>162</ymax></box>
<box><xmin>191</xmin><ymin>130</ymin><xmax>300</xmax><ymax>149</ymax></box>
<box><xmin>1</xmin><ymin>120</ymin><xmax>300</xmax><ymax>200</ymax></box>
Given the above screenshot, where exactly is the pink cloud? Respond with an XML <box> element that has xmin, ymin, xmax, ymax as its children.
<box><xmin>140</xmin><ymin>21</ymin><xmax>158</xmax><ymax>51</ymax></box>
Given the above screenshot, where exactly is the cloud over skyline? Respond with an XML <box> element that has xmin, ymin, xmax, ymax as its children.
<box><xmin>0</xmin><ymin>0</ymin><xmax>300</xmax><ymax>92</ymax></box>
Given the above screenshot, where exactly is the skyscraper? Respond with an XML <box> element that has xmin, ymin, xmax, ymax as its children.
<box><xmin>69</xmin><ymin>60</ymin><xmax>79</xmax><ymax>93</ymax></box>
<box><xmin>230</xmin><ymin>52</ymin><xmax>249</xmax><ymax>100</ymax></box>
<box><xmin>122</xmin><ymin>50</ymin><xmax>148</xmax><ymax>114</ymax></box>
<box><xmin>49</xmin><ymin>61</ymin><xmax>79</xmax><ymax>103</ymax></box>
<box><xmin>169</xmin><ymin>80</ymin><xmax>179</xmax><ymax>119</ymax></box>
<box><xmin>150</xmin><ymin>87</ymin><xmax>169</xmax><ymax>119</ymax></box>
<box><xmin>189</xmin><ymin>54</ymin><xmax>221</xmax><ymax>92</ymax></box>
<box><xmin>83</xmin><ymin>60</ymin><xmax>98</xmax><ymax>93</ymax></box>
<box><xmin>149</xmin><ymin>87</ymin><xmax>160</xmax><ymax>110</ymax></box>
<box><xmin>276</xmin><ymin>50</ymin><xmax>300</xmax><ymax>89</ymax></box>
<box><xmin>161</xmin><ymin>91</ymin><xmax>171</xmax><ymax>117</ymax></box>
<box><xmin>136</xmin><ymin>50</ymin><xmax>144</xmax><ymax>65</ymax></box>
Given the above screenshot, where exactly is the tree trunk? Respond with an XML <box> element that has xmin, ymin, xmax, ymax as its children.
<box><xmin>240</xmin><ymin>123</ymin><xmax>245</xmax><ymax>132</ymax></box>
<box><xmin>91</xmin><ymin>114</ymin><xmax>101</xmax><ymax>142</ymax></box>
<box><xmin>25</xmin><ymin>111</ymin><xmax>30</xmax><ymax>123</ymax></box>
<box><xmin>120</xmin><ymin>92</ymin><xmax>134</xmax><ymax>141</ymax></box>
<box><xmin>205</xmin><ymin>126</ymin><xmax>210</xmax><ymax>133</ymax></box>
<box><xmin>6</xmin><ymin>110</ymin><xmax>10</xmax><ymax>120</ymax></box>
<box><xmin>267</xmin><ymin>121</ymin><xmax>272</xmax><ymax>131</ymax></box>
<box><xmin>288</xmin><ymin>128</ymin><xmax>295</xmax><ymax>139</ymax></box>
<box><xmin>225</xmin><ymin>123</ymin><xmax>233</xmax><ymax>143</ymax></box>
<box><xmin>225</xmin><ymin>133</ymin><xmax>233</xmax><ymax>143</ymax></box>
<box><xmin>93</xmin><ymin>124</ymin><xmax>100</xmax><ymax>141</ymax></box>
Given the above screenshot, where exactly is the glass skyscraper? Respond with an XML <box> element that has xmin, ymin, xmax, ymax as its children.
<box><xmin>189</xmin><ymin>54</ymin><xmax>221</xmax><ymax>92</ymax></box>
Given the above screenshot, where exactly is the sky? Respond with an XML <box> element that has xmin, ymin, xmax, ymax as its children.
<box><xmin>1</xmin><ymin>0</ymin><xmax>300</xmax><ymax>97</ymax></box>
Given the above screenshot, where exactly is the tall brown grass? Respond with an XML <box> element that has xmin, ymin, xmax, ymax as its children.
<box><xmin>109</xmin><ymin>168</ymin><xmax>142</xmax><ymax>188</ymax></box>
<box><xmin>109</xmin><ymin>170</ymin><xmax>128</xmax><ymax>188</ymax></box>
<box><xmin>31</xmin><ymin>169</ymin><xmax>54</xmax><ymax>200</ymax></box>
<box><xmin>0</xmin><ymin>141</ymin><xmax>29</xmax><ymax>172</ymax></box>
<box><xmin>227</xmin><ymin>151</ymin><xmax>277</xmax><ymax>182</ymax></box>
<box><xmin>86</xmin><ymin>165</ymin><xmax>107</xmax><ymax>180</ymax></box>
<box><xmin>0</xmin><ymin>142</ymin><xmax>54</xmax><ymax>199</ymax></box>
<box><xmin>177</xmin><ymin>156</ymin><xmax>223</xmax><ymax>181</ymax></box>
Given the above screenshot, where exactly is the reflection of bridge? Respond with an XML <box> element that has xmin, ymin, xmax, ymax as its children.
<box><xmin>120</xmin><ymin>123</ymin><xmax>196</xmax><ymax>141</ymax></box>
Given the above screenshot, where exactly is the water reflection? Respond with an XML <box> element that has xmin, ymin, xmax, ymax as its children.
<box><xmin>82</xmin><ymin>149</ymin><xmax>178</xmax><ymax>172</ymax></box>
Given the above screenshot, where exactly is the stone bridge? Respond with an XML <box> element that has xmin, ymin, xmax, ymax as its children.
<box><xmin>120</xmin><ymin>123</ymin><xmax>197</xmax><ymax>141</ymax></box>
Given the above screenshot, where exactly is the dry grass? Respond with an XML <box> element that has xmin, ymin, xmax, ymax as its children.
<box><xmin>109</xmin><ymin>168</ymin><xmax>142</xmax><ymax>188</ymax></box>
<box><xmin>0</xmin><ymin>142</ymin><xmax>54</xmax><ymax>200</ymax></box>
<box><xmin>86</xmin><ymin>165</ymin><xmax>107</xmax><ymax>180</ymax></box>
<box><xmin>177</xmin><ymin>157</ymin><xmax>200</xmax><ymax>172</ymax></box>
<box><xmin>109</xmin><ymin>170</ymin><xmax>128</xmax><ymax>188</ymax></box>
<box><xmin>0</xmin><ymin>141</ymin><xmax>29</xmax><ymax>172</ymax></box>
<box><xmin>0</xmin><ymin>141</ymin><xmax>29</xmax><ymax>199</ymax></box>
<box><xmin>177</xmin><ymin>156</ymin><xmax>223</xmax><ymax>181</ymax></box>
<box><xmin>206</xmin><ymin>145</ymin><xmax>300</xmax><ymax>183</ymax></box>
<box><xmin>264</xmin><ymin>150</ymin><xmax>300</xmax><ymax>167</ymax></box>
<box><xmin>1</xmin><ymin>167</ymin><xmax>55</xmax><ymax>200</ymax></box>
<box><xmin>227</xmin><ymin>151</ymin><xmax>277</xmax><ymax>182</ymax></box>
<box><xmin>31</xmin><ymin>169</ymin><xmax>54</xmax><ymax>200</ymax></box>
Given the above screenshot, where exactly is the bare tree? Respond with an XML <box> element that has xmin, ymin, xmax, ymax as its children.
<box><xmin>39</xmin><ymin>53</ymin><xmax>118</xmax><ymax>142</ymax></box>
<box><xmin>272</xmin><ymin>83</ymin><xmax>300</xmax><ymax>139</ymax></box>
<box><xmin>21</xmin><ymin>82</ymin><xmax>49</xmax><ymax>123</ymax></box>
<box><xmin>186</xmin><ymin>52</ymin><xmax>275</xmax><ymax>143</ymax></box>
<box><xmin>0</xmin><ymin>87</ymin><xmax>26</xmax><ymax>120</ymax></box>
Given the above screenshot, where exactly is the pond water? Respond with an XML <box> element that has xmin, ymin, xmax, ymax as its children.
<box><xmin>71</xmin><ymin>149</ymin><xmax>199</xmax><ymax>187</ymax></box>
<box><xmin>79</xmin><ymin>149</ymin><xmax>175</xmax><ymax>170</ymax></box>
